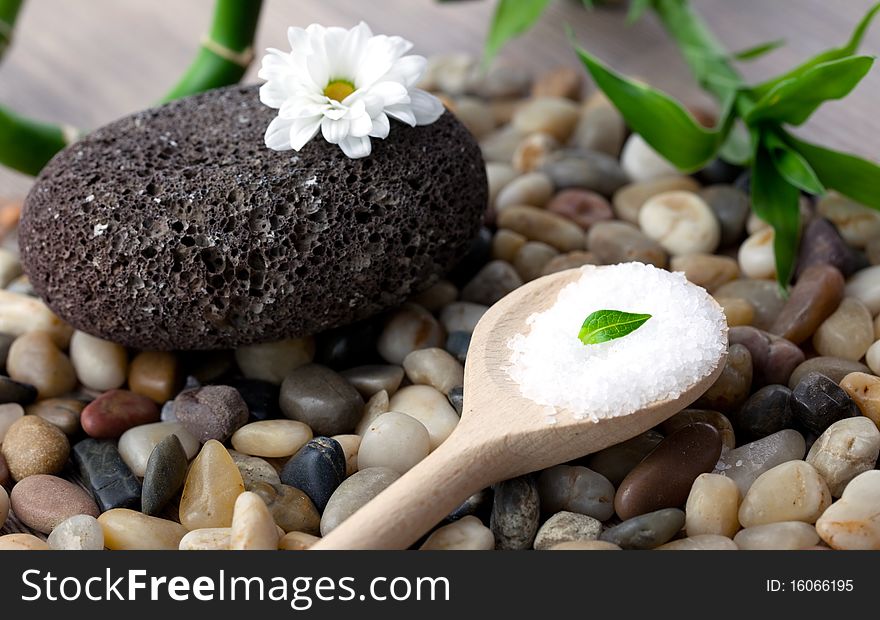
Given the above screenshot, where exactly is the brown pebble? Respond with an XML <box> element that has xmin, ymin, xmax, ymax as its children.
<box><xmin>541</xmin><ymin>251</ymin><xmax>599</xmax><ymax>276</ymax></box>
<box><xmin>0</xmin><ymin>453</ymin><xmax>9</xmax><ymax>488</ymax></box>
<box><xmin>531</xmin><ymin>66</ymin><xmax>583</xmax><ymax>100</ymax></box>
<box><xmin>614</xmin><ymin>422</ymin><xmax>722</xmax><ymax>520</ymax></box>
<box><xmin>728</xmin><ymin>326</ymin><xmax>804</xmax><ymax>387</ymax></box>
<box><xmin>128</xmin><ymin>351</ymin><xmax>180</xmax><ymax>404</ymax></box>
<box><xmin>771</xmin><ymin>264</ymin><xmax>844</xmax><ymax>344</ymax></box>
<box><xmin>545</xmin><ymin>189</ymin><xmax>614</xmax><ymax>230</ymax></box>
<box><xmin>26</xmin><ymin>398</ymin><xmax>84</xmax><ymax>435</ymax></box>
<box><xmin>694</xmin><ymin>343</ymin><xmax>752</xmax><ymax>413</ymax></box>
<box><xmin>279</xmin><ymin>531</ymin><xmax>320</xmax><ymax>550</ymax></box>
<box><xmin>6</xmin><ymin>331</ymin><xmax>76</xmax><ymax>399</ymax></box>
<box><xmin>10</xmin><ymin>474</ymin><xmax>99</xmax><ymax>534</ymax></box>
<box><xmin>1</xmin><ymin>415</ymin><xmax>70</xmax><ymax>481</ymax></box>
<box><xmin>81</xmin><ymin>389</ymin><xmax>160</xmax><ymax>439</ymax></box>
<box><xmin>661</xmin><ymin>409</ymin><xmax>736</xmax><ymax>450</ymax></box>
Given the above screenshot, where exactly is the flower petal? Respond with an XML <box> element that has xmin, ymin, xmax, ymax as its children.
<box><xmin>339</xmin><ymin>135</ymin><xmax>372</xmax><ymax>159</ymax></box>
<box><xmin>369</xmin><ymin>113</ymin><xmax>391</xmax><ymax>139</ymax></box>
<box><xmin>409</xmin><ymin>89</ymin><xmax>445</xmax><ymax>125</ymax></box>
<box><xmin>349</xmin><ymin>111</ymin><xmax>374</xmax><ymax>138</ymax></box>
<box><xmin>260</xmin><ymin>80</ymin><xmax>290</xmax><ymax>109</ymax></box>
<box><xmin>264</xmin><ymin>116</ymin><xmax>295</xmax><ymax>150</ymax></box>
<box><xmin>289</xmin><ymin>116</ymin><xmax>323</xmax><ymax>151</ymax></box>
<box><xmin>385</xmin><ymin>104</ymin><xmax>417</xmax><ymax>127</ymax></box>
<box><xmin>383</xmin><ymin>55</ymin><xmax>428</xmax><ymax>88</ymax></box>
<box><xmin>321</xmin><ymin>117</ymin><xmax>351</xmax><ymax>144</ymax></box>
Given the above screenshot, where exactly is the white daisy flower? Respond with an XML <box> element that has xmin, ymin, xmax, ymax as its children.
<box><xmin>258</xmin><ymin>22</ymin><xmax>445</xmax><ymax>159</ymax></box>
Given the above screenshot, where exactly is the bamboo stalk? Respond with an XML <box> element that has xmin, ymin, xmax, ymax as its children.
<box><xmin>0</xmin><ymin>0</ymin><xmax>23</xmax><ymax>60</ymax></box>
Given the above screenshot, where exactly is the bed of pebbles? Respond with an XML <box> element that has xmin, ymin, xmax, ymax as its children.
<box><xmin>3</xmin><ymin>56</ymin><xmax>880</xmax><ymax>550</ymax></box>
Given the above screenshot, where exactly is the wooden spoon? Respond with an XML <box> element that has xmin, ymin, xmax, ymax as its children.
<box><xmin>312</xmin><ymin>266</ymin><xmax>728</xmax><ymax>550</ymax></box>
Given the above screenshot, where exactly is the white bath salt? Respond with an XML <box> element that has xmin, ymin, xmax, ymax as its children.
<box><xmin>507</xmin><ymin>263</ymin><xmax>727</xmax><ymax>421</ymax></box>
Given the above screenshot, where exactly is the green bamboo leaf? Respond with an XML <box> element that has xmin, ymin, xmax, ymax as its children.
<box><xmin>484</xmin><ymin>0</ymin><xmax>552</xmax><ymax>65</ymax></box>
<box><xmin>752</xmin><ymin>140</ymin><xmax>802</xmax><ymax>288</ymax></box>
<box><xmin>763</xmin><ymin>132</ymin><xmax>825</xmax><ymax>195</ymax></box>
<box><xmin>782</xmin><ymin>132</ymin><xmax>880</xmax><ymax>210</ymax></box>
<box><xmin>578</xmin><ymin>310</ymin><xmax>652</xmax><ymax>345</ymax></box>
<box><xmin>719</xmin><ymin>121</ymin><xmax>751</xmax><ymax>165</ymax></box>
<box><xmin>731</xmin><ymin>38</ymin><xmax>785</xmax><ymax>61</ymax></box>
<box><xmin>747</xmin><ymin>56</ymin><xmax>874</xmax><ymax>126</ymax></box>
<box><xmin>752</xmin><ymin>2</ymin><xmax>880</xmax><ymax>98</ymax></box>
<box><xmin>574</xmin><ymin>45</ymin><xmax>732</xmax><ymax>171</ymax></box>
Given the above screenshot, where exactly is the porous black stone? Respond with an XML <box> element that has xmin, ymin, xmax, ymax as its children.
<box><xmin>72</xmin><ymin>438</ymin><xmax>142</xmax><ymax>512</ymax></box>
<box><xmin>446</xmin><ymin>226</ymin><xmax>493</xmax><ymax>288</ymax></box>
<box><xmin>222</xmin><ymin>377</ymin><xmax>281</xmax><ymax>421</ymax></box>
<box><xmin>20</xmin><ymin>85</ymin><xmax>487</xmax><ymax>350</ymax></box>
<box><xmin>791</xmin><ymin>372</ymin><xmax>859</xmax><ymax>435</ymax></box>
<box><xmin>732</xmin><ymin>384</ymin><xmax>795</xmax><ymax>442</ymax></box>
<box><xmin>0</xmin><ymin>375</ymin><xmax>37</xmax><ymax>405</ymax></box>
<box><xmin>141</xmin><ymin>434</ymin><xmax>188</xmax><ymax>516</ymax></box>
<box><xmin>280</xmin><ymin>437</ymin><xmax>346</xmax><ymax>512</ymax></box>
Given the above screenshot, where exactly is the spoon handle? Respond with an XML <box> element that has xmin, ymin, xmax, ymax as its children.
<box><xmin>312</xmin><ymin>428</ymin><xmax>499</xmax><ymax>550</ymax></box>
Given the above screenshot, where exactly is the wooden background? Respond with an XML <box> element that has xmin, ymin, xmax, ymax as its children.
<box><xmin>0</xmin><ymin>0</ymin><xmax>878</xmax><ymax>197</ymax></box>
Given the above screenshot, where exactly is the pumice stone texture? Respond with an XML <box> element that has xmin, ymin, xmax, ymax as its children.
<box><xmin>19</xmin><ymin>85</ymin><xmax>487</xmax><ymax>350</ymax></box>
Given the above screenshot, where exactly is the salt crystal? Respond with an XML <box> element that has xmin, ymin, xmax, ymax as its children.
<box><xmin>507</xmin><ymin>263</ymin><xmax>727</xmax><ymax>421</ymax></box>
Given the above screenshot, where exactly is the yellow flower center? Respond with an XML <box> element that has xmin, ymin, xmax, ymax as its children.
<box><xmin>324</xmin><ymin>79</ymin><xmax>356</xmax><ymax>102</ymax></box>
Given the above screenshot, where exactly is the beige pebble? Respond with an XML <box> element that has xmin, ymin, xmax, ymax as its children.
<box><xmin>481</xmin><ymin>125</ymin><xmax>525</xmax><ymax>164</ymax></box>
<box><xmin>511</xmin><ymin>97</ymin><xmax>580</xmax><ymax>142</ymax></box>
<box><xmin>0</xmin><ymin>291</ymin><xmax>72</xmax><ymax>348</ymax></box>
<box><xmin>541</xmin><ymin>251</ymin><xmax>598</xmax><ymax>276</ymax></box>
<box><xmin>685</xmin><ymin>473</ymin><xmax>741</xmax><ymax>538</ymax></box>
<box><xmin>321</xmin><ymin>468</ymin><xmax>400</xmax><ymax>535</ymax></box>
<box><xmin>813</xmin><ymin>297</ymin><xmax>874</xmax><ymax>361</ymax></box>
<box><xmin>229</xmin><ymin>491</ymin><xmax>279</xmax><ymax>550</ymax></box>
<box><xmin>612</xmin><ymin>176</ymin><xmax>700</xmax><ymax>224</ymax></box>
<box><xmin>486</xmin><ymin>163</ymin><xmax>517</xmax><ymax>209</ymax></box>
<box><xmin>492</xmin><ymin>229</ymin><xmax>528</xmax><ymax>262</ymax></box>
<box><xmin>439</xmin><ymin>302</ymin><xmax>488</xmax><ymax>334</ymax></box>
<box><xmin>179</xmin><ymin>439</ymin><xmax>245</xmax><ymax>530</ymax></box>
<box><xmin>358</xmin><ymin>412</ymin><xmax>431</xmax><ymax>474</ymax></box>
<box><xmin>738</xmin><ymin>460</ymin><xmax>832</xmax><ymax>527</ymax></box>
<box><xmin>69</xmin><ymin>330</ymin><xmax>128</xmax><ymax>391</ymax></box>
<box><xmin>420</xmin><ymin>516</ymin><xmax>495</xmax><ymax>550</ymax></box>
<box><xmin>817</xmin><ymin>192</ymin><xmax>880</xmax><ymax>249</ymax></box>
<box><xmin>717</xmin><ymin>297</ymin><xmax>755</xmax><ymax>327</ymax></box>
<box><xmin>513</xmin><ymin>241</ymin><xmax>560</xmax><ymax>281</ymax></box>
<box><xmin>179</xmin><ymin>527</ymin><xmax>230</xmax><ymax>550</ymax></box>
<box><xmin>806</xmin><ymin>417</ymin><xmax>880</xmax><ymax>497</ymax></box>
<box><xmin>845</xmin><ymin>264</ymin><xmax>880</xmax><ymax>315</ymax></box>
<box><xmin>549</xmin><ymin>540</ymin><xmax>621</xmax><ymax>550</ymax></box>
<box><xmin>230</xmin><ymin>420</ymin><xmax>313</xmax><ymax>458</ymax></box>
<box><xmin>512</xmin><ymin>132</ymin><xmax>559</xmax><ymax>173</ymax></box>
<box><xmin>99</xmin><ymin>509</ymin><xmax>187</xmax><ymax>550</ymax></box>
<box><xmin>0</xmin><ymin>248</ymin><xmax>21</xmax><ymax>287</ymax></box>
<box><xmin>655</xmin><ymin>535</ymin><xmax>738</xmax><ymax>550</ymax></box>
<box><xmin>47</xmin><ymin>514</ymin><xmax>104</xmax><ymax>550</ymax></box>
<box><xmin>331</xmin><ymin>434</ymin><xmax>361</xmax><ymax>477</ymax></box>
<box><xmin>816</xmin><ymin>470</ymin><xmax>880</xmax><ymax>549</ymax></box>
<box><xmin>671</xmin><ymin>254</ymin><xmax>739</xmax><ymax>292</ymax></box>
<box><xmin>117</xmin><ymin>421</ymin><xmax>199</xmax><ymax>477</ymax></box>
<box><xmin>355</xmin><ymin>390</ymin><xmax>390</xmax><ymax>436</ymax></box>
<box><xmin>410</xmin><ymin>280</ymin><xmax>457</xmax><ymax>313</ymax></box>
<box><xmin>497</xmin><ymin>205</ymin><xmax>586</xmax><ymax>252</ymax></box>
<box><xmin>620</xmin><ymin>134</ymin><xmax>678</xmax><ymax>182</ymax></box>
<box><xmin>532</xmin><ymin>66</ymin><xmax>583</xmax><ymax>100</ymax></box>
<box><xmin>26</xmin><ymin>398</ymin><xmax>84</xmax><ymax>435</ymax></box>
<box><xmin>867</xmin><ymin>341</ymin><xmax>880</xmax><ymax>375</ymax></box>
<box><xmin>389</xmin><ymin>385</ymin><xmax>459</xmax><ymax>450</ymax></box>
<box><xmin>571</xmin><ymin>91</ymin><xmax>625</xmax><ymax>156</ymax></box>
<box><xmin>0</xmin><ymin>402</ymin><xmax>24</xmax><ymax>443</ymax></box>
<box><xmin>377</xmin><ymin>304</ymin><xmax>446</xmax><ymax>366</ymax></box>
<box><xmin>495</xmin><ymin>171</ymin><xmax>554</xmax><ymax>210</ymax></box>
<box><xmin>403</xmin><ymin>348</ymin><xmax>464</xmax><ymax>396</ymax></box>
<box><xmin>279</xmin><ymin>531</ymin><xmax>320</xmax><ymax>550</ymax></box>
<box><xmin>840</xmin><ymin>372</ymin><xmax>880</xmax><ymax>427</ymax></box>
<box><xmin>7</xmin><ymin>331</ymin><xmax>76</xmax><ymax>399</ymax></box>
<box><xmin>747</xmin><ymin>211</ymin><xmax>770</xmax><ymax>235</ymax></box>
<box><xmin>0</xmin><ymin>533</ymin><xmax>49</xmax><ymax>550</ymax></box>
<box><xmin>738</xmin><ymin>228</ymin><xmax>776</xmax><ymax>280</ymax></box>
<box><xmin>734</xmin><ymin>521</ymin><xmax>820</xmax><ymax>550</ymax></box>
<box><xmin>639</xmin><ymin>191</ymin><xmax>720</xmax><ymax>256</ymax></box>
<box><xmin>1</xmin><ymin>415</ymin><xmax>70</xmax><ymax>481</ymax></box>
<box><xmin>453</xmin><ymin>97</ymin><xmax>495</xmax><ymax>140</ymax></box>
<box><xmin>234</xmin><ymin>337</ymin><xmax>315</xmax><ymax>384</ymax></box>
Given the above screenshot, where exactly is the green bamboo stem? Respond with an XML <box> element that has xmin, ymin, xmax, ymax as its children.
<box><xmin>0</xmin><ymin>105</ymin><xmax>69</xmax><ymax>176</ymax></box>
<box><xmin>160</xmin><ymin>0</ymin><xmax>263</xmax><ymax>102</ymax></box>
<box><xmin>0</xmin><ymin>0</ymin><xmax>23</xmax><ymax>60</ymax></box>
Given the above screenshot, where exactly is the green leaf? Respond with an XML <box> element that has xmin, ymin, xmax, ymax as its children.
<box><xmin>751</xmin><ymin>139</ymin><xmax>802</xmax><ymax>288</ymax></box>
<box><xmin>763</xmin><ymin>132</ymin><xmax>825</xmax><ymax>195</ymax></box>
<box><xmin>719</xmin><ymin>121</ymin><xmax>751</xmax><ymax>165</ymax></box>
<box><xmin>627</xmin><ymin>0</ymin><xmax>652</xmax><ymax>23</ymax></box>
<box><xmin>783</xmin><ymin>132</ymin><xmax>880</xmax><ymax>210</ymax></box>
<box><xmin>484</xmin><ymin>0</ymin><xmax>551</xmax><ymax>65</ymax></box>
<box><xmin>574</xmin><ymin>45</ymin><xmax>732</xmax><ymax>171</ymax></box>
<box><xmin>752</xmin><ymin>2</ymin><xmax>880</xmax><ymax>98</ymax></box>
<box><xmin>578</xmin><ymin>310</ymin><xmax>652</xmax><ymax>345</ymax></box>
<box><xmin>731</xmin><ymin>39</ymin><xmax>785</xmax><ymax>61</ymax></box>
<box><xmin>747</xmin><ymin>56</ymin><xmax>874</xmax><ymax>126</ymax></box>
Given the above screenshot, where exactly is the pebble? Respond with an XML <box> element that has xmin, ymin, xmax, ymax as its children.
<box><xmin>117</xmin><ymin>421</ymin><xmax>199</xmax><ymax>477</ymax></box>
<box><xmin>0</xmin><ymin>290</ymin><xmax>72</xmax><ymax>347</ymax></box>
<box><xmin>620</xmin><ymin>134</ymin><xmax>678</xmax><ymax>182</ymax></box>
<box><xmin>356</xmin><ymin>390</ymin><xmax>390</xmax><ymax>436</ymax></box>
<box><xmin>660</xmin><ymin>409</ymin><xmax>735</xmax><ymax>451</ymax></box>
<box><xmin>639</xmin><ymin>191</ymin><xmax>721</xmax><ymax>256</ymax></box>
<box><xmin>494</xmin><ymin>171</ymin><xmax>554</xmax><ymax>210</ymax></box>
<box><xmin>389</xmin><ymin>385</ymin><xmax>460</xmax><ymax>449</ymax></box>
<box><xmin>537</xmin><ymin>464</ymin><xmax>615</xmax><ymax>521</ymax></box>
<box><xmin>141</xmin><ymin>434</ymin><xmax>189</xmax><ymax>515</ymax></box>
<box><xmin>717</xmin><ymin>297</ymin><xmax>754</xmax><ymax>327</ymax></box>
<box><xmin>599</xmin><ymin>508</ymin><xmax>685</xmax><ymax>549</ymax></box>
<box><xmin>173</xmin><ymin>385</ymin><xmax>249</xmax><ymax>443</ymax></box>
<box><xmin>278</xmin><ymin>531</ymin><xmax>320</xmax><ymax>550</ymax></box>
<box><xmin>545</xmin><ymin>189</ymin><xmax>614</xmax><ymax>230</ymax></box>
<box><xmin>179</xmin><ymin>440</ymin><xmax>245</xmax><ymax>530</ymax></box>
<box><xmin>332</xmin><ymin>434</ymin><xmax>361</xmax><ymax>477</ymax></box>
<box><xmin>81</xmin><ymin>389</ymin><xmax>160</xmax><ymax>439</ymax></box>
<box><xmin>99</xmin><ymin>509</ymin><xmax>187</xmax><ymax>550</ymax></box>
<box><xmin>685</xmin><ymin>473</ymin><xmax>740</xmax><ymax>538</ymax></box>
<box><xmin>410</xmin><ymin>280</ymin><xmax>458</xmax><ymax>313</ymax></box>
<box><xmin>612</xmin><ymin>176</ymin><xmax>700</xmax><ymax>224</ymax></box>
<box><xmin>656</xmin><ymin>535</ymin><xmax>738</xmax><ymax>550</ymax></box>
<box><xmin>715</xmin><ymin>280</ymin><xmax>785</xmax><ymax>331</ymax></box>
<box><xmin>533</xmin><ymin>511</ymin><xmax>602</xmax><ymax>550</ymax></box>
<box><xmin>0</xmin><ymin>533</ymin><xmax>49</xmax><ymax>550</ymax></box>
<box><xmin>714</xmin><ymin>429</ymin><xmax>807</xmax><ymax>495</ymax></box>
<box><xmin>10</xmin><ymin>474</ymin><xmax>99</xmax><ymax>534</ymax></box>
<box><xmin>695</xmin><ymin>343</ymin><xmax>752</xmax><ymax>412</ymax></box>
<box><xmin>532</xmin><ymin>66</ymin><xmax>583</xmax><ymax>100</ymax></box>
<box><xmin>791</xmin><ymin>372</ymin><xmax>859</xmax><ymax>435</ymax></box>
<box><xmin>47</xmin><ymin>514</ymin><xmax>104</xmax><ymax>550</ymax></box>
<box><xmin>321</xmin><ymin>467</ymin><xmax>401</xmax><ymax>536</ymax></box>
<box><xmin>229</xmin><ymin>491</ymin><xmax>279</xmax><ymax>550</ymax></box>
<box><xmin>72</xmin><ymin>438</ymin><xmax>142</xmax><ymax>511</ymax></box>
<box><xmin>481</xmin><ymin>125</ymin><xmax>525</xmax><ymax>163</ymax></box>
<box><xmin>358</xmin><ymin>412</ymin><xmax>431</xmax><ymax>474</ymax></box>
<box><xmin>224</xmin><ymin>378</ymin><xmax>281</xmax><ymax>421</ymax></box>
<box><xmin>497</xmin><ymin>205</ymin><xmax>585</xmax><ymax>252</ymax></box>
<box><xmin>0</xmin><ymin>484</ymin><xmax>6</xmax><ymax>526</ymax></box>
<box><xmin>513</xmin><ymin>241</ymin><xmax>559</xmax><ymax>281</ymax></box>
<box><xmin>486</xmin><ymin>163</ymin><xmax>517</xmax><ymax>209</ymax></box>
<box><xmin>447</xmin><ymin>387</ymin><xmax>464</xmax><ymax>416</ymax></box>
<box><xmin>869</xmin><ymin>342</ymin><xmax>880</xmax><ymax>375</ymax></box>
<box><xmin>445</xmin><ymin>331</ymin><xmax>471</xmax><ymax>364</ymax></box>
<box><xmin>732</xmin><ymin>385</ymin><xmax>795</xmax><ymax>442</ymax></box>
<box><xmin>128</xmin><ymin>351</ymin><xmax>180</xmax><ymax>404</ymax></box>
<box><xmin>403</xmin><ymin>348</ymin><xmax>464</xmax><ymax>396</ymax></box>
<box><xmin>586</xmin><ymin>221</ymin><xmax>668</xmax><ymax>268</ymax></box>
<box><xmin>179</xmin><ymin>528</ymin><xmax>230</xmax><ymax>551</ymax></box>
<box><xmin>229</xmin><ymin>451</ymin><xmax>281</xmax><ymax>490</ymax></box>
<box><xmin>541</xmin><ymin>250</ymin><xmax>598</xmax><ymax>275</ymax></box>
<box><xmin>733</xmin><ymin>522</ymin><xmax>820</xmax><ymax>550</ymax></box>
<box><xmin>6</xmin><ymin>331</ymin><xmax>76</xmax><ymax>399</ymax></box>
<box><xmin>377</xmin><ymin>304</ymin><xmax>446</xmax><ymax>365</ymax></box>
<box><xmin>0</xmin><ymin>375</ymin><xmax>36</xmax><ymax>406</ymax></box>
<box><xmin>796</xmin><ymin>217</ymin><xmax>867</xmax><ymax>279</ymax></box>
<box><xmin>340</xmin><ymin>365</ymin><xmax>404</xmax><ymax>399</ymax></box>
<box><xmin>28</xmin><ymin>398</ymin><xmax>83</xmax><ymax>435</ymax></box>
<box><xmin>233</xmin><ymin>337</ymin><xmax>315</xmax><ymax>384</ymax></box>
<box><xmin>728</xmin><ymin>326</ymin><xmax>804</xmax><ymax>387</ymax></box>
<box><xmin>1</xmin><ymin>415</ymin><xmax>69</xmax><ymax>481</ymax></box>
<box><xmin>738</xmin><ymin>460</ymin><xmax>831</xmax><ymax>527</ymax></box>
<box><xmin>68</xmin><ymin>330</ymin><xmax>127</xmax><ymax>391</ymax></box>
<box><xmin>440</xmin><ymin>302</ymin><xmax>488</xmax><ymax>335</ymax></box>
<box><xmin>670</xmin><ymin>254</ymin><xmax>739</xmax><ymax>292</ymax></box>
<box><xmin>541</xmin><ymin>149</ymin><xmax>629</xmax><ymax>196</ymax></box>
<box><xmin>816</xmin><ymin>192</ymin><xmax>880</xmax><ymax>249</ymax></box>
<box><xmin>511</xmin><ymin>97</ymin><xmax>580</xmax><ymax>141</ymax></box>
<box><xmin>845</xmin><ymin>264</ymin><xmax>880</xmax><ymax>314</ymax></box>
<box><xmin>491</xmin><ymin>228</ymin><xmax>528</xmax><ymax>262</ymax></box>
<box><xmin>279</xmin><ymin>364</ymin><xmax>363</xmax><ymax>436</ymax></box>
<box><xmin>0</xmin><ymin>401</ymin><xmax>23</xmax><ymax>443</ymax></box>
<box><xmin>316</xmin><ymin>316</ymin><xmax>385</xmax><ymax>369</ymax></box>
<box><xmin>585</xmin><ymin>429</ymin><xmax>664</xmax><ymax>486</ymax></box>
<box><xmin>0</xmin><ymin>453</ymin><xmax>8</xmax><ymax>488</ymax></box>
<box><xmin>251</xmin><ymin>481</ymin><xmax>320</xmax><ymax>534</ymax></box>
<box><xmin>454</xmin><ymin>97</ymin><xmax>495</xmax><ymax>140</ymax></box>
<box><xmin>699</xmin><ymin>185</ymin><xmax>750</xmax><ymax>247</ymax></box>
<box><xmin>615</xmin><ymin>423</ymin><xmax>722</xmax><ymax>519</ymax></box>
<box><xmin>738</xmin><ymin>229</ymin><xmax>776</xmax><ymax>279</ymax></box>
<box><xmin>815</xmin><ymin>470</ymin><xmax>880</xmax><ymax>549</ymax></box>
<box><xmin>772</xmin><ymin>265</ymin><xmax>844</xmax><ymax>345</ymax></box>
<box><xmin>461</xmin><ymin>260</ymin><xmax>524</xmax><ymax>306</ymax></box>
<box><xmin>812</xmin><ymin>297</ymin><xmax>873</xmax><ymax>361</ymax></box>
<box><xmin>512</xmin><ymin>132</ymin><xmax>559</xmax><ymax>174</ymax></box>
<box><xmin>490</xmin><ymin>475</ymin><xmax>540</xmax><ymax>550</ymax></box>
<box><xmin>280</xmin><ymin>437</ymin><xmax>346</xmax><ymax>512</ymax></box>
<box><xmin>550</xmin><ymin>540</ymin><xmax>621</xmax><ymax>550</ymax></box>
<box><xmin>0</xmin><ymin>249</ymin><xmax>21</xmax><ymax>288</ymax></box>
<box><xmin>571</xmin><ymin>92</ymin><xmax>625</xmax><ymax>156</ymax></box>
<box><xmin>445</xmin><ymin>489</ymin><xmax>490</xmax><ymax>522</ymax></box>
<box><xmin>421</xmin><ymin>515</ymin><xmax>495</xmax><ymax>550</ymax></box>
<box><xmin>806</xmin><ymin>417</ymin><xmax>880</xmax><ymax>497</ymax></box>
<box><xmin>840</xmin><ymin>372</ymin><xmax>880</xmax><ymax>427</ymax></box>
<box><xmin>230</xmin><ymin>420</ymin><xmax>313</xmax><ymax>459</ymax></box>
<box><xmin>788</xmin><ymin>356</ymin><xmax>869</xmax><ymax>389</ymax></box>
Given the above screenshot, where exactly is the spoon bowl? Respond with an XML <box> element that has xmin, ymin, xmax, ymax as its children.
<box><xmin>313</xmin><ymin>266</ymin><xmax>728</xmax><ymax>550</ymax></box>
